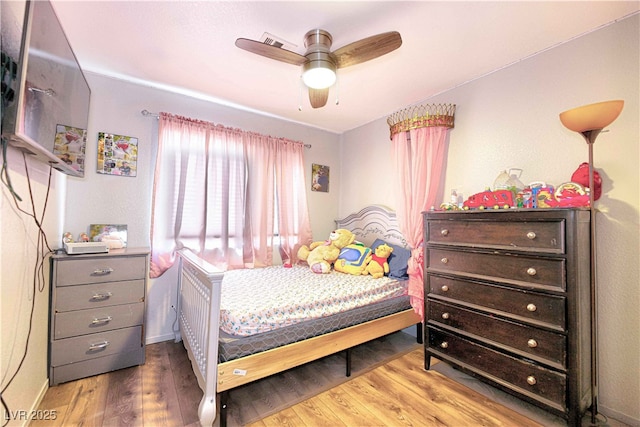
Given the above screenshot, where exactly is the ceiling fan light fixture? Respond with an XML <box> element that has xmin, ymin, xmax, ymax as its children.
<box><xmin>302</xmin><ymin>59</ymin><xmax>336</xmax><ymax>89</ymax></box>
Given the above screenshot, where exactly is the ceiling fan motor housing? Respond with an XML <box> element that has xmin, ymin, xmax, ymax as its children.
<box><xmin>303</xmin><ymin>29</ymin><xmax>333</xmax><ymax>53</ymax></box>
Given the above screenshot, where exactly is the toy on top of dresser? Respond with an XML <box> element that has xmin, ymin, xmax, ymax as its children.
<box><xmin>445</xmin><ymin>163</ymin><xmax>597</xmax><ymax>211</ymax></box>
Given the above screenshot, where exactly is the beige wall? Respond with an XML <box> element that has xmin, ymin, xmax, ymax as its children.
<box><xmin>339</xmin><ymin>14</ymin><xmax>639</xmax><ymax>425</ymax></box>
<box><xmin>1</xmin><ymin>151</ymin><xmax>66</xmax><ymax>425</ymax></box>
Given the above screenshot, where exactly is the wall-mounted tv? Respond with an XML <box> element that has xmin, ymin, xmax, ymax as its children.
<box><xmin>1</xmin><ymin>0</ymin><xmax>91</xmax><ymax>177</ymax></box>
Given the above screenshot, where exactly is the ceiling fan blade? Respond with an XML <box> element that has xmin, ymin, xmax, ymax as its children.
<box><xmin>333</xmin><ymin>31</ymin><xmax>402</xmax><ymax>68</ymax></box>
<box><xmin>309</xmin><ymin>88</ymin><xmax>329</xmax><ymax>109</ymax></box>
<box><xmin>235</xmin><ymin>38</ymin><xmax>307</xmax><ymax>66</ymax></box>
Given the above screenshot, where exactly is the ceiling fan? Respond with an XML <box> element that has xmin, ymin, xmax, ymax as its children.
<box><xmin>235</xmin><ymin>29</ymin><xmax>402</xmax><ymax>108</ymax></box>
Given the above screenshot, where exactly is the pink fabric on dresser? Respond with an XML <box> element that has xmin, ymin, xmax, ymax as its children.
<box><xmin>392</xmin><ymin>126</ymin><xmax>449</xmax><ymax>320</ymax></box>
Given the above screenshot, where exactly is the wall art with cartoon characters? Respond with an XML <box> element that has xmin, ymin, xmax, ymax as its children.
<box><xmin>53</xmin><ymin>124</ymin><xmax>87</xmax><ymax>176</ymax></box>
<box><xmin>97</xmin><ymin>132</ymin><xmax>138</xmax><ymax>176</ymax></box>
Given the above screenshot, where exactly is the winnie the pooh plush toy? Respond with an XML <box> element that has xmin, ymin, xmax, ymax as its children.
<box><xmin>363</xmin><ymin>243</ymin><xmax>393</xmax><ymax>278</ymax></box>
<box><xmin>297</xmin><ymin>229</ymin><xmax>356</xmax><ymax>274</ymax></box>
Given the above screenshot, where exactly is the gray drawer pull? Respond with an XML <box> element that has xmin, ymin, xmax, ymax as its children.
<box><xmin>527</xmin><ymin>339</ymin><xmax>538</xmax><ymax>348</ymax></box>
<box><xmin>441</xmin><ymin>285</ymin><xmax>449</xmax><ymax>292</ymax></box>
<box><xmin>88</xmin><ymin>341</ymin><xmax>110</xmax><ymax>351</ymax></box>
<box><xmin>92</xmin><ymin>267</ymin><xmax>114</xmax><ymax>276</ymax></box>
<box><xmin>440</xmin><ymin>229</ymin><xmax>449</xmax><ymax>236</ymax></box>
<box><xmin>526</xmin><ymin>375</ymin><xmax>537</xmax><ymax>386</ymax></box>
<box><xmin>90</xmin><ymin>292</ymin><xmax>113</xmax><ymax>301</ymax></box>
<box><xmin>526</xmin><ymin>267</ymin><xmax>537</xmax><ymax>276</ymax></box>
<box><xmin>526</xmin><ymin>231</ymin><xmax>536</xmax><ymax>240</ymax></box>
<box><xmin>91</xmin><ymin>316</ymin><xmax>113</xmax><ymax>325</ymax></box>
<box><xmin>28</xmin><ymin>86</ymin><xmax>56</xmax><ymax>96</ymax></box>
<box><xmin>526</xmin><ymin>303</ymin><xmax>537</xmax><ymax>312</ymax></box>
<box><xmin>441</xmin><ymin>257</ymin><xmax>448</xmax><ymax>264</ymax></box>
<box><xmin>440</xmin><ymin>341</ymin><xmax>449</xmax><ymax>349</ymax></box>
<box><xmin>441</xmin><ymin>312</ymin><xmax>450</xmax><ymax>320</ymax></box>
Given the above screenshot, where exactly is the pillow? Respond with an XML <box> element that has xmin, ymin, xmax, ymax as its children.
<box><xmin>334</xmin><ymin>243</ymin><xmax>372</xmax><ymax>275</ymax></box>
<box><xmin>371</xmin><ymin>238</ymin><xmax>411</xmax><ymax>279</ymax></box>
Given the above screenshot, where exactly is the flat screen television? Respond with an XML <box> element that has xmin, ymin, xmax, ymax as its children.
<box><xmin>1</xmin><ymin>0</ymin><xmax>91</xmax><ymax>177</ymax></box>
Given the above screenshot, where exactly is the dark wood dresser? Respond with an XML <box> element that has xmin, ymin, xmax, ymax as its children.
<box><xmin>423</xmin><ymin>209</ymin><xmax>591</xmax><ymax>425</ymax></box>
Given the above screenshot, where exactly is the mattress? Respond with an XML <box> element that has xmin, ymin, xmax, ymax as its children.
<box><xmin>220</xmin><ymin>265</ymin><xmax>408</xmax><ymax>337</ymax></box>
<box><xmin>219</xmin><ymin>294</ymin><xmax>411</xmax><ymax>362</ymax></box>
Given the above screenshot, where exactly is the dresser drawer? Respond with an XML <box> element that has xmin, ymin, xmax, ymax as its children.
<box><xmin>427</xmin><ymin>300</ymin><xmax>566</xmax><ymax>367</ymax></box>
<box><xmin>54</xmin><ymin>302</ymin><xmax>145</xmax><ymax>339</ymax></box>
<box><xmin>55</xmin><ymin>279</ymin><xmax>145</xmax><ymax>312</ymax></box>
<box><xmin>428</xmin><ymin>327</ymin><xmax>566</xmax><ymax>411</ymax></box>
<box><xmin>428</xmin><ymin>275</ymin><xmax>565</xmax><ymax>329</ymax></box>
<box><xmin>426</xmin><ymin>219</ymin><xmax>565</xmax><ymax>253</ymax></box>
<box><xmin>50</xmin><ymin>326</ymin><xmax>143</xmax><ymax>366</ymax></box>
<box><xmin>427</xmin><ymin>248</ymin><xmax>566</xmax><ymax>290</ymax></box>
<box><xmin>55</xmin><ymin>255</ymin><xmax>147</xmax><ymax>286</ymax></box>
<box><xmin>51</xmin><ymin>349</ymin><xmax>145</xmax><ymax>385</ymax></box>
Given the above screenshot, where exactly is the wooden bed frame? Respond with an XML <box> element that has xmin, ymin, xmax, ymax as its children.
<box><xmin>175</xmin><ymin>205</ymin><xmax>422</xmax><ymax>426</ymax></box>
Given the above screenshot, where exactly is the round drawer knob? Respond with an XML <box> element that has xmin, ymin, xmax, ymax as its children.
<box><xmin>527</xmin><ymin>267</ymin><xmax>537</xmax><ymax>276</ymax></box>
<box><xmin>527</xmin><ymin>339</ymin><xmax>538</xmax><ymax>348</ymax></box>
<box><xmin>526</xmin><ymin>231</ymin><xmax>536</xmax><ymax>240</ymax></box>
<box><xmin>441</xmin><ymin>229</ymin><xmax>449</xmax><ymax>236</ymax></box>
<box><xmin>441</xmin><ymin>285</ymin><xmax>449</xmax><ymax>292</ymax></box>
<box><xmin>442</xmin><ymin>312</ymin><xmax>450</xmax><ymax>320</ymax></box>
<box><xmin>441</xmin><ymin>257</ymin><xmax>449</xmax><ymax>264</ymax></box>
<box><xmin>527</xmin><ymin>375</ymin><xmax>537</xmax><ymax>386</ymax></box>
<box><xmin>440</xmin><ymin>341</ymin><xmax>449</xmax><ymax>349</ymax></box>
<box><xmin>526</xmin><ymin>303</ymin><xmax>537</xmax><ymax>312</ymax></box>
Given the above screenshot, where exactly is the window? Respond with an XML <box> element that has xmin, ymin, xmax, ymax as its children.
<box><xmin>150</xmin><ymin>113</ymin><xmax>312</xmax><ymax>278</ymax></box>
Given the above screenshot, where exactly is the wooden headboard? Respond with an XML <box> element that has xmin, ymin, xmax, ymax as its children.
<box><xmin>335</xmin><ymin>205</ymin><xmax>409</xmax><ymax>249</ymax></box>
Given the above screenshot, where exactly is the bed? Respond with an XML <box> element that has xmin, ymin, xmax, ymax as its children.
<box><xmin>175</xmin><ymin>205</ymin><xmax>422</xmax><ymax>426</ymax></box>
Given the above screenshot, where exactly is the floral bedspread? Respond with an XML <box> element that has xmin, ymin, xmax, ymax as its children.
<box><xmin>220</xmin><ymin>265</ymin><xmax>407</xmax><ymax>336</ymax></box>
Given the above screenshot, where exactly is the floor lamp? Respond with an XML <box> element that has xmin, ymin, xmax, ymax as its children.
<box><xmin>559</xmin><ymin>100</ymin><xmax>624</xmax><ymax>425</ymax></box>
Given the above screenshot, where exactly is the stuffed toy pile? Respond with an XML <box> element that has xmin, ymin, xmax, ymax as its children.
<box><xmin>297</xmin><ymin>229</ymin><xmax>356</xmax><ymax>274</ymax></box>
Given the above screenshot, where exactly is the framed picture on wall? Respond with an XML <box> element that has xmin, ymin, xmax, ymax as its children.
<box><xmin>311</xmin><ymin>163</ymin><xmax>330</xmax><ymax>192</ymax></box>
<box><xmin>53</xmin><ymin>124</ymin><xmax>87</xmax><ymax>176</ymax></box>
<box><xmin>97</xmin><ymin>132</ymin><xmax>138</xmax><ymax>176</ymax></box>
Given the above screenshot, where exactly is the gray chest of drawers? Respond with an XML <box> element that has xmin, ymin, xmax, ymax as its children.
<box><xmin>423</xmin><ymin>209</ymin><xmax>591</xmax><ymax>425</ymax></box>
<box><xmin>49</xmin><ymin>247</ymin><xmax>149</xmax><ymax>385</ymax></box>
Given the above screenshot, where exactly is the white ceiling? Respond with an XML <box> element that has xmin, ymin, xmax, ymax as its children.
<box><xmin>50</xmin><ymin>1</ymin><xmax>639</xmax><ymax>134</ymax></box>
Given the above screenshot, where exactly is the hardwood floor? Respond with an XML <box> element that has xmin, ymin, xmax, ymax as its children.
<box><xmin>247</xmin><ymin>348</ymin><xmax>541</xmax><ymax>427</ymax></box>
<box><xmin>32</xmin><ymin>337</ymin><xmax>624</xmax><ymax>427</ymax></box>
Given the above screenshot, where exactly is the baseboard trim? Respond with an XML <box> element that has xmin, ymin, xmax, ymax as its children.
<box><xmin>599</xmin><ymin>405</ymin><xmax>640</xmax><ymax>427</ymax></box>
<box><xmin>14</xmin><ymin>379</ymin><xmax>50</xmax><ymax>427</ymax></box>
<box><xmin>145</xmin><ymin>332</ymin><xmax>175</xmax><ymax>345</ymax></box>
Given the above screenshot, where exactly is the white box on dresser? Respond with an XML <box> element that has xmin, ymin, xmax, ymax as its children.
<box><xmin>49</xmin><ymin>247</ymin><xmax>150</xmax><ymax>385</ymax></box>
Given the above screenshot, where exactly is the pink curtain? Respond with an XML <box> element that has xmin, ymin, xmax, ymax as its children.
<box><xmin>392</xmin><ymin>126</ymin><xmax>449</xmax><ymax>320</ymax></box>
<box><xmin>150</xmin><ymin>113</ymin><xmax>312</xmax><ymax>277</ymax></box>
<box><xmin>274</xmin><ymin>138</ymin><xmax>313</xmax><ymax>264</ymax></box>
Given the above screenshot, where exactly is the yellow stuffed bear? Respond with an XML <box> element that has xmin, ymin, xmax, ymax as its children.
<box><xmin>297</xmin><ymin>229</ymin><xmax>356</xmax><ymax>274</ymax></box>
<box><xmin>363</xmin><ymin>243</ymin><xmax>393</xmax><ymax>278</ymax></box>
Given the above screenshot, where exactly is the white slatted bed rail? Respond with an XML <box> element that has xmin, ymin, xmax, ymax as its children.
<box><xmin>176</xmin><ymin>250</ymin><xmax>224</xmax><ymax>426</ymax></box>
<box><xmin>175</xmin><ymin>205</ymin><xmax>421</xmax><ymax>426</ymax></box>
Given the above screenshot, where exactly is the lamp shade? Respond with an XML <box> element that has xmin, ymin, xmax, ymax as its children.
<box><xmin>559</xmin><ymin>100</ymin><xmax>624</xmax><ymax>132</ymax></box>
